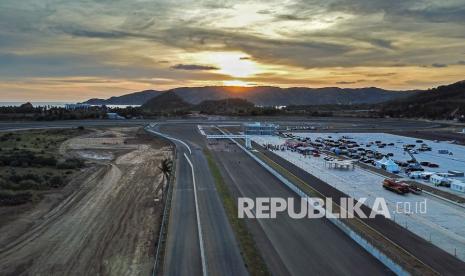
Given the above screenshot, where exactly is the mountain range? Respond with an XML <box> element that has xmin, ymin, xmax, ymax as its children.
<box><xmin>82</xmin><ymin>86</ymin><xmax>417</xmax><ymax>106</ymax></box>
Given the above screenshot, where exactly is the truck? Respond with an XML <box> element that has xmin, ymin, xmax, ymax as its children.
<box><xmin>383</xmin><ymin>178</ymin><xmax>410</xmax><ymax>194</ymax></box>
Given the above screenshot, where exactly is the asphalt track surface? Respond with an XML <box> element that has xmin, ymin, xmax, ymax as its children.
<box><xmin>153</xmin><ymin>124</ymin><xmax>247</xmax><ymax>276</ymax></box>
<box><xmin>0</xmin><ymin>116</ymin><xmax>445</xmax><ymax>132</ymax></box>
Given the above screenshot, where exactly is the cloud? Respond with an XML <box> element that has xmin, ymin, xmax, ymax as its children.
<box><xmin>431</xmin><ymin>63</ymin><xmax>448</xmax><ymax>68</ymax></box>
<box><xmin>171</xmin><ymin>64</ymin><xmax>219</xmax><ymax>71</ymax></box>
<box><xmin>0</xmin><ymin>0</ymin><xmax>465</xmax><ymax>99</ymax></box>
<box><xmin>274</xmin><ymin>14</ymin><xmax>309</xmax><ymax>21</ymax></box>
<box><xmin>336</xmin><ymin>81</ymin><xmax>359</xmax><ymax>84</ymax></box>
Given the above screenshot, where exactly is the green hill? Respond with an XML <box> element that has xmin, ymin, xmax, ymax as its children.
<box><xmin>141</xmin><ymin>91</ymin><xmax>192</xmax><ymax>114</ymax></box>
<box><xmin>380</xmin><ymin>81</ymin><xmax>465</xmax><ymax>119</ymax></box>
<box><xmin>194</xmin><ymin>98</ymin><xmax>255</xmax><ymax>115</ymax></box>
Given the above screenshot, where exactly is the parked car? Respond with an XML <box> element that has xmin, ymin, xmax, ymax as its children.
<box><xmin>406</xmin><ymin>163</ymin><xmax>424</xmax><ymax>172</ymax></box>
<box><xmin>420</xmin><ymin>161</ymin><xmax>430</xmax><ymax>166</ymax></box>
<box><xmin>428</xmin><ymin>163</ymin><xmax>439</xmax><ymax>168</ymax></box>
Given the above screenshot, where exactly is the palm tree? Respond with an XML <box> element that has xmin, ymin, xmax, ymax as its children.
<box><xmin>155</xmin><ymin>158</ymin><xmax>173</xmax><ymax>202</ymax></box>
<box><xmin>159</xmin><ymin>158</ymin><xmax>173</xmax><ymax>181</ymax></box>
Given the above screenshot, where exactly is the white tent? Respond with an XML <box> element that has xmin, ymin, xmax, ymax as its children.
<box><xmin>375</xmin><ymin>157</ymin><xmax>400</xmax><ymax>173</ymax></box>
<box><xmin>384</xmin><ymin>159</ymin><xmax>400</xmax><ymax>173</ymax></box>
<box><xmin>375</xmin><ymin>157</ymin><xmax>388</xmax><ymax>169</ymax></box>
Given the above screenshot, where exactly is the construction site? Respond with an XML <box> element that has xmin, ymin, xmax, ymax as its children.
<box><xmin>0</xmin><ymin>127</ymin><xmax>173</xmax><ymax>275</ymax></box>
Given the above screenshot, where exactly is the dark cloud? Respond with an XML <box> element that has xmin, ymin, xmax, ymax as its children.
<box><xmin>368</xmin><ymin>38</ymin><xmax>395</xmax><ymax>50</ymax></box>
<box><xmin>53</xmin><ymin>26</ymin><xmax>161</xmax><ymax>40</ymax></box>
<box><xmin>171</xmin><ymin>64</ymin><xmax>219</xmax><ymax>71</ymax></box>
<box><xmin>158</xmin><ymin>27</ymin><xmax>352</xmax><ymax>68</ymax></box>
<box><xmin>336</xmin><ymin>81</ymin><xmax>359</xmax><ymax>84</ymax></box>
<box><xmin>274</xmin><ymin>14</ymin><xmax>309</xmax><ymax>21</ymax></box>
<box><xmin>324</xmin><ymin>0</ymin><xmax>465</xmax><ymax>23</ymax></box>
<box><xmin>431</xmin><ymin>63</ymin><xmax>448</xmax><ymax>68</ymax></box>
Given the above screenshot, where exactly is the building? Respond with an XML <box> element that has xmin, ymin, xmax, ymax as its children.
<box><xmin>244</xmin><ymin>122</ymin><xmax>278</xmax><ymax>135</ymax></box>
<box><xmin>65</xmin><ymin>103</ymin><xmax>91</xmax><ymax>110</ymax></box>
<box><xmin>449</xmin><ymin>170</ymin><xmax>464</xmax><ymax>177</ymax></box>
<box><xmin>430</xmin><ymin>174</ymin><xmax>451</xmax><ymax>187</ymax></box>
<box><xmin>107</xmin><ymin>112</ymin><xmax>125</xmax><ymax>120</ymax></box>
<box><xmin>451</xmin><ymin>180</ymin><xmax>465</xmax><ymax>193</ymax></box>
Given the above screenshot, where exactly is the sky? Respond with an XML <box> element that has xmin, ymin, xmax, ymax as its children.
<box><xmin>1</xmin><ymin>0</ymin><xmax>465</xmax><ymax>101</ymax></box>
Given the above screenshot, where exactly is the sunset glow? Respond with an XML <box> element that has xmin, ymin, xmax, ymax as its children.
<box><xmin>0</xmin><ymin>0</ymin><xmax>464</xmax><ymax>101</ymax></box>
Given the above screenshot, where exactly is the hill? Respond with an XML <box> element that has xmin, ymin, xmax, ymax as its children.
<box><xmin>171</xmin><ymin>86</ymin><xmax>415</xmax><ymax>106</ymax></box>
<box><xmin>194</xmin><ymin>98</ymin><xmax>255</xmax><ymax>115</ymax></box>
<box><xmin>82</xmin><ymin>90</ymin><xmax>161</xmax><ymax>105</ymax></box>
<box><xmin>82</xmin><ymin>86</ymin><xmax>415</xmax><ymax>107</ymax></box>
<box><xmin>380</xmin><ymin>81</ymin><xmax>465</xmax><ymax>119</ymax></box>
<box><xmin>141</xmin><ymin>91</ymin><xmax>192</xmax><ymax>113</ymax></box>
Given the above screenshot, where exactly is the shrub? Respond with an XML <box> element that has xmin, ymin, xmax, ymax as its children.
<box><xmin>9</xmin><ymin>160</ymin><xmax>21</xmax><ymax>167</ymax></box>
<box><xmin>0</xmin><ymin>190</ymin><xmax>32</xmax><ymax>206</ymax></box>
<box><xmin>49</xmin><ymin>176</ymin><xmax>64</xmax><ymax>188</ymax></box>
<box><xmin>19</xmin><ymin>179</ymin><xmax>41</xmax><ymax>190</ymax></box>
<box><xmin>56</xmin><ymin>158</ymin><xmax>84</xmax><ymax>169</ymax></box>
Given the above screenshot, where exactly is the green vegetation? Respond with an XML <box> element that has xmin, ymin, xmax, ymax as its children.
<box><xmin>204</xmin><ymin>148</ymin><xmax>269</xmax><ymax>276</ymax></box>
<box><xmin>141</xmin><ymin>91</ymin><xmax>192</xmax><ymax>116</ymax></box>
<box><xmin>0</xmin><ymin>128</ymin><xmax>86</xmax><ymax>206</ymax></box>
<box><xmin>380</xmin><ymin>80</ymin><xmax>465</xmax><ymax>120</ymax></box>
<box><xmin>0</xmin><ymin>103</ymin><xmax>107</xmax><ymax>121</ymax></box>
<box><xmin>194</xmin><ymin>98</ymin><xmax>256</xmax><ymax>115</ymax></box>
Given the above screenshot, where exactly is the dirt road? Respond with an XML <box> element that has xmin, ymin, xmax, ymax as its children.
<box><xmin>0</xmin><ymin>128</ymin><xmax>172</xmax><ymax>275</ymax></box>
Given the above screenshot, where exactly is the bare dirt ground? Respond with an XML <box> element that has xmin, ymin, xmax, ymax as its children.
<box><xmin>0</xmin><ymin>127</ymin><xmax>173</xmax><ymax>276</ymax></box>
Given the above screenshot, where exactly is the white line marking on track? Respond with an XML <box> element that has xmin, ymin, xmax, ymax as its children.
<box><xmin>184</xmin><ymin>153</ymin><xmax>208</xmax><ymax>276</ymax></box>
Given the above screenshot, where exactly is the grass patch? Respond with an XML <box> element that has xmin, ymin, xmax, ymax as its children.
<box><xmin>204</xmin><ymin>148</ymin><xmax>269</xmax><ymax>276</ymax></box>
<box><xmin>0</xmin><ymin>128</ymin><xmax>87</xmax><ymax>205</ymax></box>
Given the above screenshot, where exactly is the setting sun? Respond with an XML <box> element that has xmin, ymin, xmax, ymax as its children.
<box><xmin>222</xmin><ymin>80</ymin><xmax>251</xmax><ymax>86</ymax></box>
<box><xmin>195</xmin><ymin>52</ymin><xmax>260</xmax><ymax>78</ymax></box>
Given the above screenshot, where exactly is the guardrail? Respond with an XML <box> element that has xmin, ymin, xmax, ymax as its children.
<box><xmin>145</xmin><ymin>125</ymin><xmax>177</xmax><ymax>276</ymax></box>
